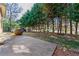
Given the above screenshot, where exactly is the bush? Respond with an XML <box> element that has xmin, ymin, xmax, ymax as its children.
<box><xmin>3</xmin><ymin>18</ymin><xmax>20</xmax><ymax>32</ymax></box>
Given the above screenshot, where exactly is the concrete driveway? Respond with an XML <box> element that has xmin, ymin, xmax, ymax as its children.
<box><xmin>0</xmin><ymin>35</ymin><xmax>57</xmax><ymax>56</ymax></box>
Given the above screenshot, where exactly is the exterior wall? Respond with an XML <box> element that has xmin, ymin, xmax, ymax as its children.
<box><xmin>0</xmin><ymin>4</ymin><xmax>6</xmax><ymax>17</ymax></box>
<box><xmin>0</xmin><ymin>4</ymin><xmax>6</xmax><ymax>33</ymax></box>
<box><xmin>0</xmin><ymin>7</ymin><xmax>3</xmax><ymax>33</ymax></box>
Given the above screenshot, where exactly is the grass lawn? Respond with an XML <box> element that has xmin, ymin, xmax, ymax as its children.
<box><xmin>48</xmin><ymin>35</ymin><xmax>79</xmax><ymax>49</ymax></box>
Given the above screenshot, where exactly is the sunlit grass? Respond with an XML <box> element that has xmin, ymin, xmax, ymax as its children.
<box><xmin>48</xmin><ymin>36</ymin><xmax>79</xmax><ymax>49</ymax></box>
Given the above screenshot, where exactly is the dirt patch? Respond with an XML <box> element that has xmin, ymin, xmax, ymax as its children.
<box><xmin>53</xmin><ymin>46</ymin><xmax>79</xmax><ymax>56</ymax></box>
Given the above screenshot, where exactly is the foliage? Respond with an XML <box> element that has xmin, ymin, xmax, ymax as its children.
<box><xmin>6</xmin><ymin>3</ymin><xmax>22</xmax><ymax>31</ymax></box>
<box><xmin>19</xmin><ymin>3</ymin><xmax>66</xmax><ymax>27</ymax></box>
<box><xmin>19</xmin><ymin>3</ymin><xmax>79</xmax><ymax>34</ymax></box>
<box><xmin>3</xmin><ymin>18</ymin><xmax>20</xmax><ymax>32</ymax></box>
<box><xmin>19</xmin><ymin>3</ymin><xmax>46</xmax><ymax>27</ymax></box>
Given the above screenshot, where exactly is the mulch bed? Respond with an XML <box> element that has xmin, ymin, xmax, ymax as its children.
<box><xmin>53</xmin><ymin>46</ymin><xmax>79</xmax><ymax>56</ymax></box>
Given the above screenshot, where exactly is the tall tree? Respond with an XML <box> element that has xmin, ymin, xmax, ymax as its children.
<box><xmin>42</xmin><ymin>3</ymin><xmax>56</xmax><ymax>33</ymax></box>
<box><xmin>63</xmin><ymin>3</ymin><xmax>68</xmax><ymax>34</ymax></box>
<box><xmin>65</xmin><ymin>4</ymin><xmax>72</xmax><ymax>35</ymax></box>
<box><xmin>70</xmin><ymin>4</ymin><xmax>79</xmax><ymax>35</ymax></box>
<box><xmin>6</xmin><ymin>3</ymin><xmax>22</xmax><ymax>31</ymax></box>
<box><xmin>19</xmin><ymin>3</ymin><xmax>45</xmax><ymax>32</ymax></box>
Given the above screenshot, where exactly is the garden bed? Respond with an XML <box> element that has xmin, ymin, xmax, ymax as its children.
<box><xmin>53</xmin><ymin>46</ymin><xmax>79</xmax><ymax>56</ymax></box>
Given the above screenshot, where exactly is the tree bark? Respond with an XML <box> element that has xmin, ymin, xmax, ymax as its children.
<box><xmin>58</xmin><ymin>17</ymin><xmax>62</xmax><ymax>34</ymax></box>
<box><xmin>39</xmin><ymin>24</ymin><xmax>41</xmax><ymax>32</ymax></box>
<box><xmin>64</xmin><ymin>16</ymin><xmax>67</xmax><ymax>34</ymax></box>
<box><xmin>36</xmin><ymin>25</ymin><xmax>38</xmax><ymax>32</ymax></box>
<box><xmin>52</xmin><ymin>19</ymin><xmax>54</xmax><ymax>33</ymax></box>
<box><xmin>9</xmin><ymin>4</ymin><xmax>13</xmax><ymax>32</ymax></box>
<box><xmin>57</xmin><ymin>25</ymin><xmax>60</xmax><ymax>33</ymax></box>
<box><xmin>70</xmin><ymin>20</ymin><xmax>72</xmax><ymax>35</ymax></box>
<box><xmin>44</xmin><ymin>23</ymin><xmax>47</xmax><ymax>33</ymax></box>
<box><xmin>60</xmin><ymin>18</ymin><xmax>62</xmax><ymax>34</ymax></box>
<box><xmin>47</xmin><ymin>21</ymin><xmax>49</xmax><ymax>32</ymax></box>
<box><xmin>75</xmin><ymin>22</ymin><xmax>78</xmax><ymax>35</ymax></box>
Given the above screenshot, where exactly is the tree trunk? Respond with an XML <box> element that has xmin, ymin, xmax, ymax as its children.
<box><xmin>9</xmin><ymin>5</ymin><xmax>12</xmax><ymax>32</ymax></box>
<box><xmin>58</xmin><ymin>17</ymin><xmax>62</xmax><ymax>34</ymax></box>
<box><xmin>70</xmin><ymin>20</ymin><xmax>72</xmax><ymax>35</ymax></box>
<box><xmin>9</xmin><ymin>17</ymin><xmax>11</xmax><ymax>32</ymax></box>
<box><xmin>47</xmin><ymin>21</ymin><xmax>49</xmax><ymax>32</ymax></box>
<box><xmin>36</xmin><ymin>25</ymin><xmax>38</xmax><ymax>32</ymax></box>
<box><xmin>60</xmin><ymin>18</ymin><xmax>62</xmax><ymax>34</ymax></box>
<box><xmin>64</xmin><ymin>16</ymin><xmax>67</xmax><ymax>34</ymax></box>
<box><xmin>43</xmin><ymin>24</ymin><xmax>44</xmax><ymax>32</ymax></box>
<box><xmin>44</xmin><ymin>23</ymin><xmax>47</xmax><ymax>32</ymax></box>
<box><xmin>52</xmin><ymin>19</ymin><xmax>54</xmax><ymax>33</ymax></box>
<box><xmin>57</xmin><ymin>25</ymin><xmax>60</xmax><ymax>33</ymax></box>
<box><xmin>57</xmin><ymin>17</ymin><xmax>61</xmax><ymax>34</ymax></box>
<box><xmin>40</xmin><ymin>24</ymin><xmax>41</xmax><ymax>32</ymax></box>
<box><xmin>75</xmin><ymin>22</ymin><xmax>78</xmax><ymax>35</ymax></box>
<box><xmin>36</xmin><ymin>26</ymin><xmax>38</xmax><ymax>32</ymax></box>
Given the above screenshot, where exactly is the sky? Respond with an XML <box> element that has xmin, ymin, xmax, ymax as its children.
<box><xmin>17</xmin><ymin>3</ymin><xmax>34</xmax><ymax>20</ymax></box>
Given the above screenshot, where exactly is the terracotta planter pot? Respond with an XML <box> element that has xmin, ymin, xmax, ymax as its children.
<box><xmin>14</xmin><ymin>29</ymin><xmax>23</xmax><ymax>35</ymax></box>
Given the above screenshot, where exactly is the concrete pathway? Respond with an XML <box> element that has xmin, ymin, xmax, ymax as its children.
<box><xmin>0</xmin><ymin>35</ymin><xmax>57</xmax><ymax>56</ymax></box>
<box><xmin>0</xmin><ymin>33</ymin><xmax>11</xmax><ymax>44</ymax></box>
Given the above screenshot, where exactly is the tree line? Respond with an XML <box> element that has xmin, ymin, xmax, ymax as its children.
<box><xmin>19</xmin><ymin>3</ymin><xmax>79</xmax><ymax>35</ymax></box>
<box><xmin>3</xmin><ymin>3</ymin><xmax>22</xmax><ymax>32</ymax></box>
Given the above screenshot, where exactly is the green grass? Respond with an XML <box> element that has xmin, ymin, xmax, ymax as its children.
<box><xmin>46</xmin><ymin>36</ymin><xmax>79</xmax><ymax>49</ymax></box>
